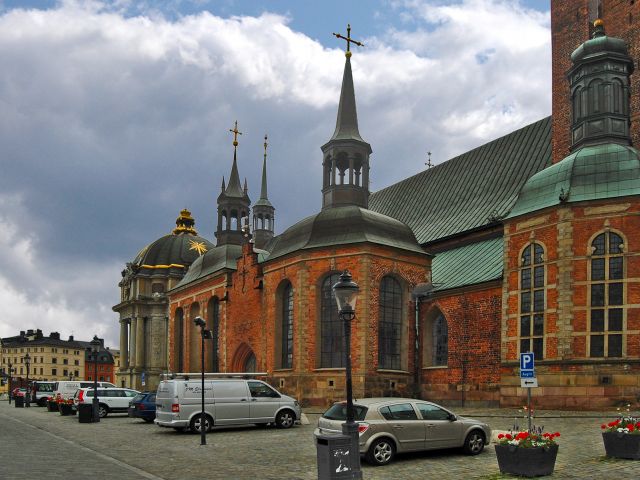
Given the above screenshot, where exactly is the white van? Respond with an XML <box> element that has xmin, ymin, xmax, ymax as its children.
<box><xmin>53</xmin><ymin>380</ymin><xmax>116</xmax><ymax>400</ymax></box>
<box><xmin>154</xmin><ymin>373</ymin><xmax>301</xmax><ymax>433</ymax></box>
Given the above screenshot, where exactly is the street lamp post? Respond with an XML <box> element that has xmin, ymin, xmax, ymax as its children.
<box><xmin>24</xmin><ymin>353</ymin><xmax>31</xmax><ymax>407</ymax></box>
<box><xmin>90</xmin><ymin>336</ymin><xmax>101</xmax><ymax>422</ymax></box>
<box><xmin>332</xmin><ymin>270</ymin><xmax>362</xmax><ymax>479</ymax></box>
<box><xmin>194</xmin><ymin>317</ymin><xmax>212</xmax><ymax>446</ymax></box>
<box><xmin>7</xmin><ymin>361</ymin><xmax>12</xmax><ymax>405</ymax></box>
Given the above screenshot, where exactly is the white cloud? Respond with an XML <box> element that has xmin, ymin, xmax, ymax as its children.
<box><xmin>0</xmin><ymin>0</ymin><xmax>551</xmax><ymax>346</ymax></box>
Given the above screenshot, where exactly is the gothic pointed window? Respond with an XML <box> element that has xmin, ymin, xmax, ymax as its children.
<box><xmin>320</xmin><ymin>273</ymin><xmax>343</xmax><ymax>368</ymax></box>
<box><xmin>423</xmin><ymin>309</ymin><xmax>448</xmax><ymax>367</ymax></box>
<box><xmin>378</xmin><ymin>276</ymin><xmax>403</xmax><ymax>370</ymax></box>
<box><xmin>589</xmin><ymin>232</ymin><xmax>625</xmax><ymax>358</ymax></box>
<box><xmin>519</xmin><ymin>243</ymin><xmax>545</xmax><ymax>359</ymax></box>
<box><xmin>281</xmin><ymin>282</ymin><xmax>294</xmax><ymax>369</ymax></box>
<box><xmin>207</xmin><ymin>297</ymin><xmax>220</xmax><ymax>372</ymax></box>
<box><xmin>174</xmin><ymin>308</ymin><xmax>184</xmax><ymax>372</ymax></box>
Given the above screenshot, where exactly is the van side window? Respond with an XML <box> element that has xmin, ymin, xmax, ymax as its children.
<box><xmin>248</xmin><ymin>381</ymin><xmax>280</xmax><ymax>398</ymax></box>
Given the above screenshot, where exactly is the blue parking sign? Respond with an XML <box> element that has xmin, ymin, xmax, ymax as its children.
<box><xmin>520</xmin><ymin>352</ymin><xmax>535</xmax><ymax>378</ymax></box>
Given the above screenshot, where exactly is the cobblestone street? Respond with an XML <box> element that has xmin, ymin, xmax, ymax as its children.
<box><xmin>1</xmin><ymin>401</ymin><xmax>640</xmax><ymax>479</ymax></box>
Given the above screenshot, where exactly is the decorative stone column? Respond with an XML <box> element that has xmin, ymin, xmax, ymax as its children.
<box><xmin>130</xmin><ymin>317</ymin><xmax>137</xmax><ymax>369</ymax></box>
<box><xmin>120</xmin><ymin>319</ymin><xmax>129</xmax><ymax>369</ymax></box>
<box><xmin>136</xmin><ymin>317</ymin><xmax>145</xmax><ymax>369</ymax></box>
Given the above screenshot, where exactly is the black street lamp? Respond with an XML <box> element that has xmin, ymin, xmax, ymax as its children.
<box><xmin>7</xmin><ymin>361</ymin><xmax>13</xmax><ymax>405</ymax></box>
<box><xmin>194</xmin><ymin>316</ymin><xmax>212</xmax><ymax>446</ymax></box>
<box><xmin>90</xmin><ymin>336</ymin><xmax>101</xmax><ymax>422</ymax></box>
<box><xmin>332</xmin><ymin>270</ymin><xmax>362</xmax><ymax>479</ymax></box>
<box><xmin>24</xmin><ymin>353</ymin><xmax>31</xmax><ymax>408</ymax></box>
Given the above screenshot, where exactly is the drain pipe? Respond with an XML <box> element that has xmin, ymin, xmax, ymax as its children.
<box><xmin>412</xmin><ymin>283</ymin><xmax>434</xmax><ymax>399</ymax></box>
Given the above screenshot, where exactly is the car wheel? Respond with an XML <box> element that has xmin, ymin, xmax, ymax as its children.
<box><xmin>275</xmin><ymin>410</ymin><xmax>295</xmax><ymax>429</ymax></box>
<box><xmin>190</xmin><ymin>414</ymin><xmax>212</xmax><ymax>433</ymax></box>
<box><xmin>143</xmin><ymin>418</ymin><xmax>154</xmax><ymax>423</ymax></box>
<box><xmin>463</xmin><ymin>430</ymin><xmax>485</xmax><ymax>455</ymax></box>
<box><xmin>98</xmin><ymin>404</ymin><xmax>109</xmax><ymax>418</ymax></box>
<box><xmin>366</xmin><ymin>437</ymin><xmax>396</xmax><ymax>466</ymax></box>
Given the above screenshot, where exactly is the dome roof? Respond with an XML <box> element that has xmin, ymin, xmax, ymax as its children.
<box><xmin>132</xmin><ymin>209</ymin><xmax>214</xmax><ymax>275</ymax></box>
<box><xmin>174</xmin><ymin>244</ymin><xmax>243</xmax><ymax>288</ymax></box>
<box><xmin>507</xmin><ymin>143</ymin><xmax>640</xmax><ymax>219</ymax></box>
<box><xmin>571</xmin><ymin>21</ymin><xmax>629</xmax><ymax>64</ymax></box>
<box><xmin>265</xmin><ymin>205</ymin><xmax>427</xmax><ymax>261</ymax></box>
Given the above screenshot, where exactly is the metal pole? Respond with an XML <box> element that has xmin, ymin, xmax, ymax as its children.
<box><xmin>200</xmin><ymin>330</ymin><xmax>206</xmax><ymax>446</ymax></box>
<box><xmin>527</xmin><ymin>388</ymin><xmax>532</xmax><ymax>433</ymax></box>
<box><xmin>25</xmin><ymin>355</ymin><xmax>30</xmax><ymax>408</ymax></box>
<box><xmin>8</xmin><ymin>362</ymin><xmax>12</xmax><ymax>405</ymax></box>
<box><xmin>93</xmin><ymin>352</ymin><xmax>99</xmax><ymax>422</ymax></box>
<box><xmin>341</xmin><ymin>307</ymin><xmax>362</xmax><ymax>480</ymax></box>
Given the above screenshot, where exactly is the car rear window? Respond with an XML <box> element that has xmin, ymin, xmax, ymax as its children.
<box><xmin>323</xmin><ymin>403</ymin><xmax>368</xmax><ymax>421</ymax></box>
<box><xmin>132</xmin><ymin>394</ymin><xmax>145</xmax><ymax>403</ymax></box>
<box><xmin>380</xmin><ymin>403</ymin><xmax>418</xmax><ymax>421</ymax></box>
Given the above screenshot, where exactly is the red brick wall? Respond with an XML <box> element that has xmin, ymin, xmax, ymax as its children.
<box><xmin>503</xmin><ymin>199</ymin><xmax>640</xmax><ymax>408</ymax></box>
<box><xmin>552</xmin><ymin>1</ymin><xmax>640</xmax><ymax>164</ymax></box>
<box><xmin>168</xmin><ymin>241</ymin><xmax>431</xmax><ymax>407</ymax></box>
<box><xmin>419</xmin><ymin>286</ymin><xmax>502</xmax><ymax>407</ymax></box>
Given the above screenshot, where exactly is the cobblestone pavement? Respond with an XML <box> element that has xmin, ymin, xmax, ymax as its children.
<box><xmin>2</xmin><ymin>401</ymin><xmax>640</xmax><ymax>479</ymax></box>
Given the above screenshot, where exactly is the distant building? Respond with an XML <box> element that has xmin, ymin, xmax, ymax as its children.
<box><xmin>83</xmin><ymin>339</ymin><xmax>115</xmax><ymax>384</ymax></box>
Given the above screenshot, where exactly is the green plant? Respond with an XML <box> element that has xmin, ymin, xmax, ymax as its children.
<box><xmin>601</xmin><ymin>404</ymin><xmax>640</xmax><ymax>434</ymax></box>
<box><xmin>497</xmin><ymin>431</ymin><xmax>560</xmax><ymax>448</ymax></box>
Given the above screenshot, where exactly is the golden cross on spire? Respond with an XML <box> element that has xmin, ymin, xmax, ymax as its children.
<box><xmin>263</xmin><ymin>134</ymin><xmax>268</xmax><ymax>159</ymax></box>
<box><xmin>333</xmin><ymin>23</ymin><xmax>364</xmax><ymax>58</ymax></box>
<box><xmin>229</xmin><ymin>120</ymin><xmax>242</xmax><ymax>147</ymax></box>
<box><xmin>425</xmin><ymin>151</ymin><xmax>433</xmax><ymax>169</ymax></box>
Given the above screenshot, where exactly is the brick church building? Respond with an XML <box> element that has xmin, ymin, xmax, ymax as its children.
<box><xmin>115</xmin><ymin>2</ymin><xmax>640</xmax><ymax>409</ymax></box>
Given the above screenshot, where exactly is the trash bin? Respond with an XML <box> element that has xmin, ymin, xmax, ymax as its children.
<box><xmin>14</xmin><ymin>395</ymin><xmax>24</xmax><ymax>408</ymax></box>
<box><xmin>315</xmin><ymin>432</ymin><xmax>361</xmax><ymax>479</ymax></box>
<box><xmin>78</xmin><ymin>403</ymin><xmax>95</xmax><ymax>423</ymax></box>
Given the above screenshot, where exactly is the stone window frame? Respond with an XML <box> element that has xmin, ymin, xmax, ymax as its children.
<box><xmin>377</xmin><ymin>275</ymin><xmax>405</xmax><ymax>371</ymax></box>
<box><xmin>422</xmin><ymin>306</ymin><xmax>449</xmax><ymax>369</ymax></box>
<box><xmin>587</xmin><ymin>229</ymin><xmax>626</xmax><ymax>358</ymax></box>
<box><xmin>207</xmin><ymin>296</ymin><xmax>220</xmax><ymax>372</ymax></box>
<box><xmin>274</xmin><ymin>279</ymin><xmax>294</xmax><ymax>370</ymax></box>
<box><xmin>518</xmin><ymin>241</ymin><xmax>547</xmax><ymax>360</ymax></box>
<box><xmin>318</xmin><ymin>272</ymin><xmax>344</xmax><ymax>369</ymax></box>
<box><xmin>174</xmin><ymin>307</ymin><xmax>184</xmax><ymax>372</ymax></box>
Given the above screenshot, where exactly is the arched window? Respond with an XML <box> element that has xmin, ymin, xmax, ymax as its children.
<box><xmin>281</xmin><ymin>283</ymin><xmax>294</xmax><ymax>369</ymax></box>
<box><xmin>174</xmin><ymin>308</ymin><xmax>184</xmax><ymax>372</ymax></box>
<box><xmin>520</xmin><ymin>243</ymin><xmax>545</xmax><ymax>359</ymax></box>
<box><xmin>589</xmin><ymin>232</ymin><xmax>625</xmax><ymax>357</ymax></box>
<box><xmin>432</xmin><ymin>314</ymin><xmax>448</xmax><ymax>366</ymax></box>
<box><xmin>378</xmin><ymin>276</ymin><xmax>403</xmax><ymax>370</ymax></box>
<box><xmin>320</xmin><ymin>273</ymin><xmax>342</xmax><ymax>368</ymax></box>
<box><xmin>207</xmin><ymin>297</ymin><xmax>220</xmax><ymax>372</ymax></box>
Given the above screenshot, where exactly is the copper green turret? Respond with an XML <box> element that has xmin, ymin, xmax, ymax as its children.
<box><xmin>253</xmin><ymin>134</ymin><xmax>275</xmax><ymax>249</ymax></box>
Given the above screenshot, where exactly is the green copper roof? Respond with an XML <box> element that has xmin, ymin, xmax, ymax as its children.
<box><xmin>328</xmin><ymin>55</ymin><xmax>365</xmax><ymax>144</ymax></box>
<box><xmin>265</xmin><ymin>205</ymin><xmax>426</xmax><ymax>261</ymax></box>
<box><xmin>369</xmin><ymin>117</ymin><xmax>551</xmax><ymax>245</ymax></box>
<box><xmin>174</xmin><ymin>244</ymin><xmax>242</xmax><ymax>288</ymax></box>
<box><xmin>508</xmin><ymin>143</ymin><xmax>640</xmax><ymax>219</ymax></box>
<box><xmin>431</xmin><ymin>237</ymin><xmax>503</xmax><ymax>292</ymax></box>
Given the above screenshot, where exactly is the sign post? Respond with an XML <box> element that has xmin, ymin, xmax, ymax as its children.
<box><xmin>520</xmin><ymin>352</ymin><xmax>536</xmax><ymax>432</ymax></box>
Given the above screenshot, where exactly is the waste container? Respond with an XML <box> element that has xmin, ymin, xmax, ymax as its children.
<box><xmin>14</xmin><ymin>395</ymin><xmax>24</xmax><ymax>408</ymax></box>
<box><xmin>78</xmin><ymin>403</ymin><xmax>96</xmax><ymax>423</ymax></box>
<box><xmin>315</xmin><ymin>431</ymin><xmax>362</xmax><ymax>479</ymax></box>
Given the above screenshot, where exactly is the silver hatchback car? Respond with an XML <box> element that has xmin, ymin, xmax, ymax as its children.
<box><xmin>315</xmin><ymin>397</ymin><xmax>491</xmax><ymax>466</ymax></box>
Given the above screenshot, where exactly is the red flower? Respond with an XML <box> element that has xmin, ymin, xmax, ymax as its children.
<box><xmin>505</xmin><ymin>434</ymin><xmax>512</xmax><ymax>440</ymax></box>
<box><xmin>498</xmin><ymin>434</ymin><xmax>504</xmax><ymax>439</ymax></box>
<box><xmin>629</xmin><ymin>424</ymin><xmax>635</xmax><ymax>432</ymax></box>
<box><xmin>601</xmin><ymin>424</ymin><xmax>607</xmax><ymax>429</ymax></box>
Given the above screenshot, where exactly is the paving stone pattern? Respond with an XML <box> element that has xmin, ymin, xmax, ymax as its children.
<box><xmin>1</xmin><ymin>401</ymin><xmax>640</xmax><ymax>479</ymax></box>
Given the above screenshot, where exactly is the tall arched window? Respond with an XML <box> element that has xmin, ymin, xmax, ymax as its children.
<box><xmin>432</xmin><ymin>313</ymin><xmax>448</xmax><ymax>366</ymax></box>
<box><xmin>282</xmin><ymin>283</ymin><xmax>294</xmax><ymax>369</ymax></box>
<box><xmin>520</xmin><ymin>243</ymin><xmax>545</xmax><ymax>359</ymax></box>
<box><xmin>589</xmin><ymin>231</ymin><xmax>625</xmax><ymax>358</ymax></box>
<box><xmin>207</xmin><ymin>297</ymin><xmax>220</xmax><ymax>372</ymax></box>
<box><xmin>378</xmin><ymin>276</ymin><xmax>403</xmax><ymax>370</ymax></box>
<box><xmin>174</xmin><ymin>308</ymin><xmax>184</xmax><ymax>372</ymax></box>
<box><xmin>320</xmin><ymin>273</ymin><xmax>342</xmax><ymax>368</ymax></box>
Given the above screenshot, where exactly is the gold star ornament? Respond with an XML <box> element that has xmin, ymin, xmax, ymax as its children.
<box><xmin>188</xmin><ymin>239</ymin><xmax>208</xmax><ymax>255</ymax></box>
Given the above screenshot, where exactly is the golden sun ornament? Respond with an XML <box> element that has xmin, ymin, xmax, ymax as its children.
<box><xmin>188</xmin><ymin>240</ymin><xmax>208</xmax><ymax>255</ymax></box>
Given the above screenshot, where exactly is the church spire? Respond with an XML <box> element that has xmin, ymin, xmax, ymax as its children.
<box><xmin>252</xmin><ymin>134</ymin><xmax>275</xmax><ymax>249</ymax></box>
<box><xmin>321</xmin><ymin>24</ymin><xmax>372</xmax><ymax>210</ymax></box>
<box><xmin>216</xmin><ymin>120</ymin><xmax>251</xmax><ymax>246</ymax></box>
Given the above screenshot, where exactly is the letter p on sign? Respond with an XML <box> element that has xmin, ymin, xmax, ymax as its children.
<box><xmin>520</xmin><ymin>352</ymin><xmax>534</xmax><ymax>371</ymax></box>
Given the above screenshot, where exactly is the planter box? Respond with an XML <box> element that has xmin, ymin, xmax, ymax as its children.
<box><xmin>495</xmin><ymin>444</ymin><xmax>558</xmax><ymax>477</ymax></box>
<box><xmin>47</xmin><ymin>400</ymin><xmax>58</xmax><ymax>412</ymax></box>
<box><xmin>58</xmin><ymin>403</ymin><xmax>76</xmax><ymax>416</ymax></box>
<box><xmin>602</xmin><ymin>432</ymin><xmax>640</xmax><ymax>460</ymax></box>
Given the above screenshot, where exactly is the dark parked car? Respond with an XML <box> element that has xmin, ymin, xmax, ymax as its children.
<box><xmin>128</xmin><ymin>392</ymin><xmax>156</xmax><ymax>423</ymax></box>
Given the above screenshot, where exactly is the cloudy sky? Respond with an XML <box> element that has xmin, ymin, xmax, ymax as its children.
<box><xmin>0</xmin><ymin>0</ymin><xmax>551</xmax><ymax>348</ymax></box>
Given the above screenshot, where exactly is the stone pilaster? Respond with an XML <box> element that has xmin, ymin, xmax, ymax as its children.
<box><xmin>130</xmin><ymin>317</ymin><xmax>137</xmax><ymax>369</ymax></box>
<box><xmin>120</xmin><ymin>319</ymin><xmax>129</xmax><ymax>369</ymax></box>
<box><xmin>556</xmin><ymin>207</ymin><xmax>575</xmax><ymax>359</ymax></box>
<box><xmin>136</xmin><ymin>317</ymin><xmax>145</xmax><ymax>368</ymax></box>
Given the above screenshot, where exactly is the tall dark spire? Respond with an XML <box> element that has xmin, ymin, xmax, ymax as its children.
<box><xmin>253</xmin><ymin>134</ymin><xmax>275</xmax><ymax>249</ymax></box>
<box><xmin>568</xmin><ymin>19</ymin><xmax>634</xmax><ymax>151</ymax></box>
<box><xmin>216</xmin><ymin>120</ymin><xmax>251</xmax><ymax>246</ymax></box>
<box><xmin>321</xmin><ymin>24</ymin><xmax>372</xmax><ymax>210</ymax></box>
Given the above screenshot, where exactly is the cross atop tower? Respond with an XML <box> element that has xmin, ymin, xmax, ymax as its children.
<box><xmin>263</xmin><ymin>134</ymin><xmax>268</xmax><ymax>160</ymax></box>
<box><xmin>425</xmin><ymin>151</ymin><xmax>433</xmax><ymax>169</ymax></box>
<box><xmin>333</xmin><ymin>24</ymin><xmax>364</xmax><ymax>58</ymax></box>
<box><xmin>229</xmin><ymin>120</ymin><xmax>242</xmax><ymax>148</ymax></box>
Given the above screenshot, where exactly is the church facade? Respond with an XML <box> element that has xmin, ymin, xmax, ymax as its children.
<box><xmin>116</xmin><ymin>2</ymin><xmax>640</xmax><ymax>408</ymax></box>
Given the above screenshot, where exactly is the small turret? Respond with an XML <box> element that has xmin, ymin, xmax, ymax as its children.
<box><xmin>253</xmin><ymin>134</ymin><xmax>275</xmax><ymax>249</ymax></box>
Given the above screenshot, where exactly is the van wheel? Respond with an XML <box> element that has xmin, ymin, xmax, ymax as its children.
<box><xmin>275</xmin><ymin>410</ymin><xmax>295</xmax><ymax>429</ymax></box>
<box><xmin>38</xmin><ymin>398</ymin><xmax>48</xmax><ymax>407</ymax></box>
<box><xmin>97</xmin><ymin>404</ymin><xmax>109</xmax><ymax>418</ymax></box>
<box><xmin>190</xmin><ymin>414</ymin><xmax>212</xmax><ymax>433</ymax></box>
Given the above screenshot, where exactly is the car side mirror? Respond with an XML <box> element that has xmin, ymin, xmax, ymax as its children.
<box><xmin>448</xmin><ymin>413</ymin><xmax>457</xmax><ymax>421</ymax></box>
